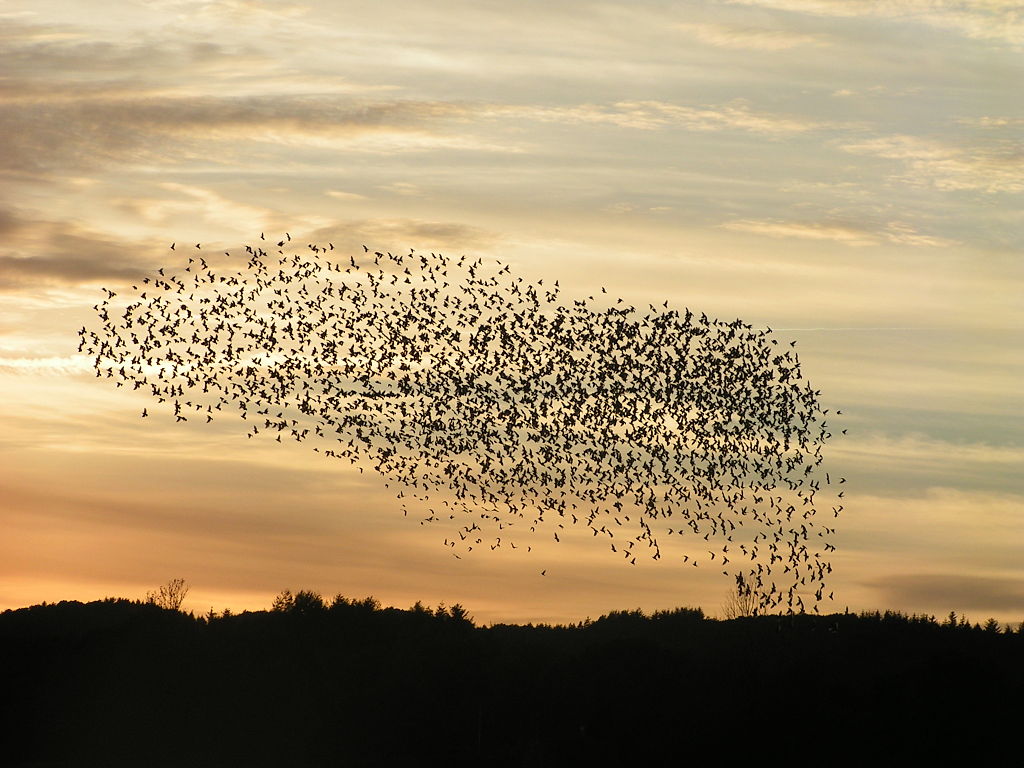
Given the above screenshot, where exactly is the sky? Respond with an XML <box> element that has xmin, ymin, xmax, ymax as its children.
<box><xmin>1</xmin><ymin>0</ymin><xmax>1022</xmax><ymax>625</ymax></box>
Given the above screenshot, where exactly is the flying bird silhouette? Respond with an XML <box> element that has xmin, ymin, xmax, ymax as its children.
<box><xmin>81</xmin><ymin>235</ymin><xmax>844</xmax><ymax>613</ymax></box>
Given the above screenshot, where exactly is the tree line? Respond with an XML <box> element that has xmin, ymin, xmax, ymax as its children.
<box><xmin>2</xmin><ymin>590</ymin><xmax>1022</xmax><ymax>766</ymax></box>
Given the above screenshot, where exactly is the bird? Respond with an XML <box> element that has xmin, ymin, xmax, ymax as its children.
<box><xmin>83</xmin><ymin>233</ymin><xmax>842</xmax><ymax>615</ymax></box>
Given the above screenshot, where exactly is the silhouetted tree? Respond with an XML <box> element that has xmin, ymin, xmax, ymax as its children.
<box><xmin>146</xmin><ymin>578</ymin><xmax>189</xmax><ymax>611</ymax></box>
<box><xmin>721</xmin><ymin>578</ymin><xmax>758</xmax><ymax>619</ymax></box>
<box><xmin>272</xmin><ymin>589</ymin><xmax>294</xmax><ymax>611</ymax></box>
<box><xmin>292</xmin><ymin>590</ymin><xmax>326</xmax><ymax>614</ymax></box>
<box><xmin>447</xmin><ymin>603</ymin><xmax>474</xmax><ymax>626</ymax></box>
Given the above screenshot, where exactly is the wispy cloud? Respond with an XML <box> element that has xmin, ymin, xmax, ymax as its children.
<box><xmin>881</xmin><ymin>221</ymin><xmax>958</xmax><ymax>247</ymax></box>
<box><xmin>0</xmin><ymin>94</ymin><xmax>504</xmax><ymax>175</ymax></box>
<box><xmin>325</xmin><ymin>189</ymin><xmax>367</xmax><ymax>201</ymax></box>
<box><xmin>0</xmin><ymin>211</ymin><xmax>158</xmax><ymax>290</ymax></box>
<box><xmin>0</xmin><ymin>355</ymin><xmax>92</xmax><ymax>376</ymax></box>
<box><xmin>721</xmin><ymin>217</ymin><xmax>956</xmax><ymax>247</ymax></box>
<box><xmin>865</xmin><ymin>572</ymin><xmax>1024</xmax><ymax>614</ymax></box>
<box><xmin>726</xmin><ymin>0</ymin><xmax>1024</xmax><ymax>46</ymax></box>
<box><xmin>960</xmin><ymin>116</ymin><xmax>1024</xmax><ymax>128</ymax></box>
<box><xmin>306</xmin><ymin>218</ymin><xmax>500</xmax><ymax>254</ymax></box>
<box><xmin>676</xmin><ymin>21</ymin><xmax>829</xmax><ymax>50</ymax></box>
<box><xmin>0</xmin><ymin>197</ymin><xmax>499</xmax><ymax>293</ymax></box>
<box><xmin>0</xmin><ymin>93</ymin><xmax>826</xmax><ymax>174</ymax></box>
<box><xmin>378</xmin><ymin>182</ymin><xmax>423</xmax><ymax>197</ymax></box>
<box><xmin>845</xmin><ymin>487</ymin><xmax>1024</xmax><ymax>571</ymax></box>
<box><xmin>723</xmin><ymin>218</ymin><xmax>878</xmax><ymax>246</ymax></box>
<box><xmin>144</xmin><ymin>0</ymin><xmax>312</xmax><ymax>23</ymax></box>
<box><xmin>117</xmin><ymin>183</ymin><xmax>276</xmax><ymax>233</ymax></box>
<box><xmin>839</xmin><ymin>134</ymin><xmax>1024</xmax><ymax>193</ymax></box>
<box><xmin>834</xmin><ymin>433</ymin><xmax>1024</xmax><ymax>470</ymax></box>
<box><xmin>492</xmin><ymin>100</ymin><xmax>831</xmax><ymax>135</ymax></box>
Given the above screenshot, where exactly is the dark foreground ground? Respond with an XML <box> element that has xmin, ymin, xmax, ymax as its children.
<box><xmin>3</xmin><ymin>596</ymin><xmax>1022</xmax><ymax>766</ymax></box>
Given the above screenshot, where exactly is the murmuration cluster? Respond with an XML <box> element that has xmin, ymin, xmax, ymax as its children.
<box><xmin>82</xmin><ymin>237</ymin><xmax>845</xmax><ymax>613</ymax></box>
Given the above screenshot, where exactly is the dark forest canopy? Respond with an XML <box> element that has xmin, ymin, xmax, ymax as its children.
<box><xmin>3</xmin><ymin>595</ymin><xmax>1021</xmax><ymax>766</ymax></box>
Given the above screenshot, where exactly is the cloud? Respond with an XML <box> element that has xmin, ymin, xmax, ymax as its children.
<box><xmin>0</xmin><ymin>355</ymin><xmax>92</xmax><ymax>376</ymax></box>
<box><xmin>603</xmin><ymin>202</ymin><xmax>637</xmax><ymax>215</ymax></box>
<box><xmin>325</xmin><ymin>190</ymin><xmax>367</xmax><ymax>201</ymax></box>
<box><xmin>0</xmin><ymin>16</ymin><xmax>835</xmax><ymax>178</ymax></box>
<box><xmin>839</xmin><ymin>135</ymin><xmax>1024</xmax><ymax>193</ymax></box>
<box><xmin>0</xmin><ymin>93</ymin><xmax>499</xmax><ymax>176</ymax></box>
<box><xmin>834</xmin><ymin>433</ymin><xmax>1024</xmax><ymax>472</ymax></box>
<box><xmin>881</xmin><ymin>221</ymin><xmax>958</xmax><ymax>247</ymax></box>
<box><xmin>0</xmin><ymin>19</ymin><xmax>280</xmax><ymax>100</ymax></box>
<box><xmin>849</xmin><ymin>486</ymin><xmax>1024</xmax><ymax>547</ymax></box>
<box><xmin>865</xmin><ymin>573</ymin><xmax>1024</xmax><ymax>614</ymax></box>
<box><xmin>961</xmin><ymin>116</ymin><xmax>1024</xmax><ymax>128</ymax></box>
<box><xmin>378</xmin><ymin>182</ymin><xmax>423</xmax><ymax>197</ymax></box>
<box><xmin>305</xmin><ymin>218</ymin><xmax>500</xmax><ymax>254</ymax></box>
<box><xmin>490</xmin><ymin>100</ymin><xmax>831</xmax><ymax>135</ymax></box>
<box><xmin>153</xmin><ymin>182</ymin><xmax>275</xmax><ymax>233</ymax></box>
<box><xmin>721</xmin><ymin>217</ymin><xmax>955</xmax><ymax>247</ymax></box>
<box><xmin>0</xmin><ymin>203</ymin><xmax>499</xmax><ymax>293</ymax></box>
<box><xmin>676</xmin><ymin>21</ymin><xmax>829</xmax><ymax>50</ymax></box>
<box><xmin>0</xmin><ymin>206</ymin><xmax>27</xmax><ymax>237</ymax></box>
<box><xmin>725</xmin><ymin>0</ymin><xmax>1024</xmax><ymax>46</ymax></box>
<box><xmin>142</xmin><ymin>0</ymin><xmax>311</xmax><ymax>23</ymax></box>
<box><xmin>723</xmin><ymin>218</ymin><xmax>879</xmax><ymax>246</ymax></box>
<box><xmin>724</xmin><ymin>0</ymin><xmax>954</xmax><ymax>14</ymax></box>
<box><xmin>0</xmin><ymin>212</ymin><xmax>159</xmax><ymax>290</ymax></box>
<box><xmin>0</xmin><ymin>24</ymin><xmax>392</xmax><ymax>106</ymax></box>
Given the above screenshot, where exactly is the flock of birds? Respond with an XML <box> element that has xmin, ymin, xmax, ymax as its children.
<box><xmin>82</xmin><ymin>235</ymin><xmax>844</xmax><ymax>613</ymax></box>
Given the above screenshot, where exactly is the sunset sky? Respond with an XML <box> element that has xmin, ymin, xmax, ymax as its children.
<box><xmin>2</xmin><ymin>0</ymin><xmax>1022</xmax><ymax>625</ymax></box>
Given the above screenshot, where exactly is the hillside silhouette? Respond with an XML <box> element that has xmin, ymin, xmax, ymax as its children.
<box><xmin>3</xmin><ymin>594</ymin><xmax>1021</xmax><ymax>766</ymax></box>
